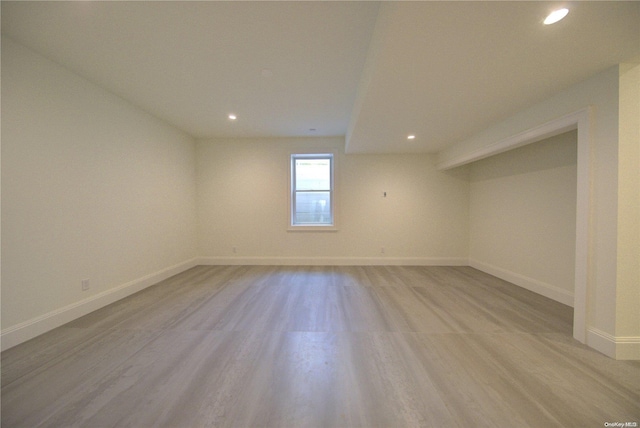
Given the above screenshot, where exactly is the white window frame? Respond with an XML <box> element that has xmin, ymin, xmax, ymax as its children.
<box><xmin>289</xmin><ymin>153</ymin><xmax>337</xmax><ymax>231</ymax></box>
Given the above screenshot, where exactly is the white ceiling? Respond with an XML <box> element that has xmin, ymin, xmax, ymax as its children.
<box><xmin>2</xmin><ymin>1</ymin><xmax>639</xmax><ymax>154</ymax></box>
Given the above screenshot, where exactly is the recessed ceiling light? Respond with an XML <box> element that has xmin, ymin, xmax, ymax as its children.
<box><xmin>407</xmin><ymin>135</ymin><xmax>416</xmax><ymax>140</ymax></box>
<box><xmin>544</xmin><ymin>8</ymin><xmax>569</xmax><ymax>25</ymax></box>
<box><xmin>228</xmin><ymin>114</ymin><xmax>237</xmax><ymax>120</ymax></box>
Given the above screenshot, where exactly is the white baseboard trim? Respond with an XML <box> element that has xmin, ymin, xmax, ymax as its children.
<box><xmin>468</xmin><ymin>259</ymin><xmax>574</xmax><ymax>307</ymax></box>
<box><xmin>196</xmin><ymin>256</ymin><xmax>468</xmax><ymax>266</ymax></box>
<box><xmin>587</xmin><ymin>328</ymin><xmax>640</xmax><ymax>360</ymax></box>
<box><xmin>1</xmin><ymin>258</ymin><xmax>199</xmax><ymax>352</ymax></box>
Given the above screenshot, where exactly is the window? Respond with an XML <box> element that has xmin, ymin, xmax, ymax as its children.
<box><xmin>290</xmin><ymin>154</ymin><xmax>334</xmax><ymax>228</ymax></box>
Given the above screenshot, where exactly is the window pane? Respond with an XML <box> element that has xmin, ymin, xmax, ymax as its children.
<box><xmin>294</xmin><ymin>191</ymin><xmax>332</xmax><ymax>224</ymax></box>
<box><xmin>295</xmin><ymin>158</ymin><xmax>331</xmax><ymax>190</ymax></box>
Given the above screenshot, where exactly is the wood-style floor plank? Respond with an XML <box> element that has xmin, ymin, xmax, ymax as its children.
<box><xmin>2</xmin><ymin>265</ymin><xmax>639</xmax><ymax>427</ymax></box>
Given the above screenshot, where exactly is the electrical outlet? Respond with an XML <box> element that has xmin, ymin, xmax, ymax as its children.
<box><xmin>232</xmin><ymin>246</ymin><xmax>237</xmax><ymax>254</ymax></box>
<box><xmin>381</xmin><ymin>247</ymin><xmax>385</xmax><ymax>254</ymax></box>
<box><xmin>81</xmin><ymin>279</ymin><xmax>90</xmax><ymax>291</ymax></box>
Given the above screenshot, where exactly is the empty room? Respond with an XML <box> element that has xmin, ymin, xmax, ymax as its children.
<box><xmin>2</xmin><ymin>1</ymin><xmax>639</xmax><ymax>427</ymax></box>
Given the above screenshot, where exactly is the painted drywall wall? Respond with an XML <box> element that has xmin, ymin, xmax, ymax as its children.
<box><xmin>468</xmin><ymin>131</ymin><xmax>577</xmax><ymax>306</ymax></box>
<box><xmin>1</xmin><ymin>38</ymin><xmax>198</xmax><ymax>340</ymax></box>
<box><xmin>196</xmin><ymin>137</ymin><xmax>469</xmax><ymax>264</ymax></box>
<box><xmin>616</xmin><ymin>62</ymin><xmax>640</xmax><ymax>349</ymax></box>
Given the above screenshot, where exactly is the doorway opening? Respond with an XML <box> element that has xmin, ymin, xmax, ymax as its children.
<box><xmin>439</xmin><ymin>108</ymin><xmax>591</xmax><ymax>344</ymax></box>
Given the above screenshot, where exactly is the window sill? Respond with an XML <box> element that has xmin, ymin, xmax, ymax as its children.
<box><xmin>288</xmin><ymin>225</ymin><xmax>338</xmax><ymax>232</ymax></box>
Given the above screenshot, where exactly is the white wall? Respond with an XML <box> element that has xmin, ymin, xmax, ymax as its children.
<box><xmin>616</xmin><ymin>63</ymin><xmax>640</xmax><ymax>344</ymax></box>
<box><xmin>196</xmin><ymin>137</ymin><xmax>469</xmax><ymax>264</ymax></box>
<box><xmin>1</xmin><ymin>38</ymin><xmax>199</xmax><ymax>348</ymax></box>
<box><xmin>468</xmin><ymin>131</ymin><xmax>577</xmax><ymax>306</ymax></box>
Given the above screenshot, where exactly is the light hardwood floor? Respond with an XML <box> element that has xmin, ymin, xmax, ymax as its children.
<box><xmin>2</xmin><ymin>265</ymin><xmax>639</xmax><ymax>427</ymax></box>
